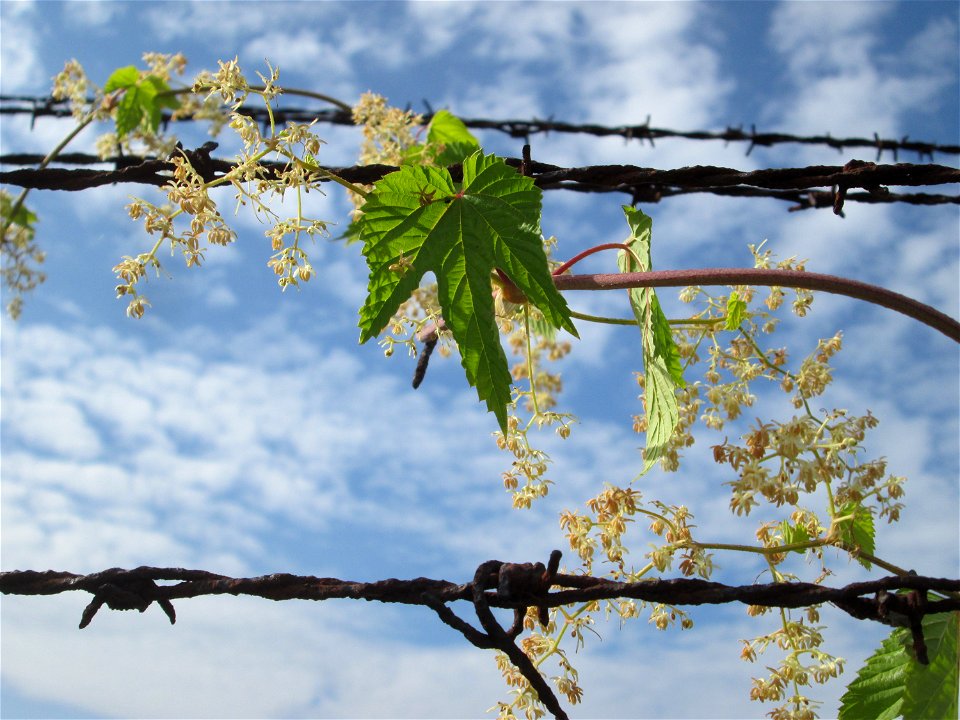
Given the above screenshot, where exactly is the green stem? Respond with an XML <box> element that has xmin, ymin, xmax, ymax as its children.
<box><xmin>568</xmin><ymin>310</ymin><xmax>723</xmax><ymax>327</ymax></box>
<box><xmin>679</xmin><ymin>538</ymin><xmax>831</xmax><ymax>558</ymax></box>
<box><xmin>524</xmin><ymin>305</ymin><xmax>541</xmax><ymax>418</ymax></box>
<box><xmin>568</xmin><ymin>309</ymin><xmax>636</xmax><ymax>326</ymax></box>
<box><xmin>2</xmin><ymin>110</ymin><xmax>97</xmax><ymax>237</ymax></box>
<box><xmin>167</xmin><ymin>85</ymin><xmax>352</xmax><ymax>113</ymax></box>
<box><xmin>292</xmin><ymin>155</ymin><xmax>369</xmax><ymax>198</ymax></box>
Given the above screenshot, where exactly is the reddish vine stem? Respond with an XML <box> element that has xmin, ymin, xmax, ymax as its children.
<box><xmin>553</xmin><ymin>268</ymin><xmax>960</xmax><ymax>342</ymax></box>
<box><xmin>551</xmin><ymin>243</ymin><xmax>632</xmax><ymax>276</ymax></box>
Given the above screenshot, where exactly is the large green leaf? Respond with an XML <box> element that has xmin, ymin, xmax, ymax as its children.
<box><xmin>904</xmin><ymin>611</ymin><xmax>958</xmax><ymax>719</ymax></box>
<box><xmin>839</xmin><ymin>611</ymin><xmax>958</xmax><ymax>720</ymax></box>
<box><xmin>618</xmin><ymin>205</ymin><xmax>684</xmax><ymax>474</ymax></box>
<box><xmin>357</xmin><ymin>150</ymin><xmax>577</xmax><ymax>430</ymax></box>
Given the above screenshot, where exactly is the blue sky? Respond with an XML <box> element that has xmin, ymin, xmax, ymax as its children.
<box><xmin>1</xmin><ymin>1</ymin><xmax>958</xmax><ymax>718</ymax></box>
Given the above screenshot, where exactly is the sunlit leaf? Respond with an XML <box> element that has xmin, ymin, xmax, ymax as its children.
<box><xmin>835</xmin><ymin>501</ymin><xmax>876</xmax><ymax>569</ymax></box>
<box><xmin>103</xmin><ymin>65</ymin><xmax>139</xmax><ymax>94</ymax></box>
<box><xmin>357</xmin><ymin>150</ymin><xmax>576</xmax><ymax>430</ymax></box>
<box><xmin>618</xmin><ymin>205</ymin><xmax>684</xmax><ymax>474</ymax></box>
<box><xmin>778</xmin><ymin>519</ymin><xmax>810</xmax><ymax>552</ymax></box>
<box><xmin>428</xmin><ymin>109</ymin><xmax>480</xmax><ymax>166</ymax></box>
<box><xmin>725</xmin><ymin>291</ymin><xmax>747</xmax><ymax>330</ymax></box>
<box><xmin>840</xmin><ymin>611</ymin><xmax>958</xmax><ymax>720</ymax></box>
<box><xmin>103</xmin><ymin>66</ymin><xmax>179</xmax><ymax>138</ymax></box>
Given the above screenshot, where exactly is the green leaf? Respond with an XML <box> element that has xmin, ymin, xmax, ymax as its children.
<box><xmin>427</xmin><ymin>110</ymin><xmax>480</xmax><ymax>166</ymax></box>
<box><xmin>114</xmin><ymin>86</ymin><xmax>146</xmax><ymax>139</ymax></box>
<box><xmin>103</xmin><ymin>65</ymin><xmax>139</xmax><ymax>93</ymax></box>
<box><xmin>904</xmin><ymin>611</ymin><xmax>958</xmax><ymax>719</ymax></box>
<box><xmin>337</xmin><ymin>218</ymin><xmax>363</xmax><ymax>246</ymax></box>
<box><xmin>778</xmin><ymin>519</ymin><xmax>810</xmax><ymax>551</ymax></box>
<box><xmin>145</xmin><ymin>76</ymin><xmax>180</xmax><ymax>110</ymax></box>
<box><xmin>618</xmin><ymin>205</ymin><xmax>684</xmax><ymax>473</ymax></box>
<box><xmin>835</xmin><ymin>501</ymin><xmax>876</xmax><ymax>569</ymax></box>
<box><xmin>400</xmin><ymin>110</ymin><xmax>481</xmax><ymax>167</ymax></box>
<box><xmin>839</xmin><ymin>611</ymin><xmax>958</xmax><ymax>720</ymax></box>
<box><xmin>104</xmin><ymin>67</ymin><xmax>179</xmax><ymax>138</ymax></box>
<box><xmin>357</xmin><ymin>150</ymin><xmax>577</xmax><ymax>430</ymax></box>
<box><xmin>1</xmin><ymin>194</ymin><xmax>37</xmax><ymax>229</ymax></box>
<box><xmin>427</xmin><ymin>109</ymin><xmax>478</xmax><ymax>147</ymax></box>
<box><xmin>725</xmin><ymin>291</ymin><xmax>747</xmax><ymax>330</ymax></box>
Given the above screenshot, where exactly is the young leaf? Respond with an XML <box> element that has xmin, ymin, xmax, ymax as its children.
<box><xmin>725</xmin><ymin>291</ymin><xmax>747</xmax><ymax>330</ymax></box>
<box><xmin>427</xmin><ymin>109</ymin><xmax>480</xmax><ymax>166</ymax></box>
<box><xmin>835</xmin><ymin>501</ymin><xmax>876</xmax><ymax>569</ymax></box>
<box><xmin>115</xmin><ymin>83</ymin><xmax>148</xmax><ymax>138</ymax></box>
<box><xmin>839</xmin><ymin>611</ymin><xmax>958</xmax><ymax>720</ymax></box>
<box><xmin>401</xmin><ymin>109</ymin><xmax>480</xmax><ymax>167</ymax></box>
<box><xmin>357</xmin><ymin>150</ymin><xmax>577</xmax><ymax>430</ymax></box>
<box><xmin>103</xmin><ymin>66</ymin><xmax>180</xmax><ymax>138</ymax></box>
<box><xmin>1</xmin><ymin>194</ymin><xmax>37</xmax><ymax>229</ymax></box>
<box><xmin>103</xmin><ymin>65</ymin><xmax>139</xmax><ymax>94</ymax></box>
<box><xmin>778</xmin><ymin>519</ymin><xmax>810</xmax><ymax>552</ymax></box>
<box><xmin>143</xmin><ymin>75</ymin><xmax>180</xmax><ymax>132</ymax></box>
<box><xmin>618</xmin><ymin>205</ymin><xmax>684</xmax><ymax>474</ymax></box>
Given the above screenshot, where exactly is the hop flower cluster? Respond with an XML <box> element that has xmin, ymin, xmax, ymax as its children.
<box><xmin>51</xmin><ymin>59</ymin><xmax>92</xmax><ymax>120</ymax></box>
<box><xmin>113</xmin><ymin>58</ymin><xmax>335</xmax><ymax>316</ymax></box>
<box><xmin>741</xmin><ymin>609</ymin><xmax>845</xmax><ymax>720</ymax></box>
<box><xmin>352</xmin><ymin>91</ymin><xmax>423</xmax><ymax>167</ymax></box>
<box><xmin>491</xmin><ymin>609</ymin><xmax>587</xmax><ymax>720</ymax></box>
<box><xmin>349</xmin><ymin>92</ymin><xmax>424</xmax><ymax>215</ymax></box>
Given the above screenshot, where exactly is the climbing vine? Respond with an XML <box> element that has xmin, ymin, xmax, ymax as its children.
<box><xmin>1</xmin><ymin>54</ymin><xmax>958</xmax><ymax>720</ymax></box>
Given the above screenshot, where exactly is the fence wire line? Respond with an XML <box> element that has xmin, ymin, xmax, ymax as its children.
<box><xmin>4</xmin><ymin>564</ymin><xmax>957</xmax><ymax>614</ymax></box>
<box><xmin>2</xmin><ymin>560</ymin><xmax>957</xmax><ymax>720</ymax></box>
<box><xmin>2</xmin><ymin>149</ymin><xmax>958</xmax><ymax>213</ymax></box>
<box><xmin>2</xmin><ymin>94</ymin><xmax>958</xmax><ymax>160</ymax></box>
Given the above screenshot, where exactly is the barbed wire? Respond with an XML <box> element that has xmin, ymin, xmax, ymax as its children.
<box><xmin>2</xmin><ymin>145</ymin><xmax>958</xmax><ymax>214</ymax></box>
<box><xmin>2</xmin><ymin>94</ymin><xmax>958</xmax><ymax>161</ymax></box>
<box><xmin>2</xmin><ymin>556</ymin><xmax>958</xmax><ymax>720</ymax></box>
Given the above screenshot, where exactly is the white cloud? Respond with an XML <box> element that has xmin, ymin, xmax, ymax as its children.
<box><xmin>403</xmin><ymin>1</ymin><xmax>480</xmax><ymax>57</ymax></box>
<box><xmin>0</xmin><ymin>1</ymin><xmax>45</xmax><ymax>92</ymax></box>
<box><xmin>144</xmin><ymin>2</ymin><xmax>274</xmax><ymax>43</ymax></box>
<box><xmin>765</xmin><ymin>1</ymin><xmax>956</xmax><ymax>161</ymax></box>
<box><xmin>61</xmin><ymin>0</ymin><xmax>124</xmax><ymax>28</ymax></box>
<box><xmin>768</xmin><ymin>1</ymin><xmax>893</xmax><ymax>77</ymax></box>
<box><xmin>5</xmin><ymin>397</ymin><xmax>102</xmax><ymax>459</ymax></box>
<box><xmin>244</xmin><ymin>30</ymin><xmax>353</xmax><ymax>82</ymax></box>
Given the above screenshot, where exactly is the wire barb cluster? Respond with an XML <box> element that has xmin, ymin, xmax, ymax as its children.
<box><xmin>2</xmin><ymin>556</ymin><xmax>958</xmax><ymax>720</ymax></box>
<box><xmin>2</xmin><ymin>148</ymin><xmax>958</xmax><ymax>213</ymax></box>
<box><xmin>3</xmin><ymin>94</ymin><xmax>958</xmax><ymax>160</ymax></box>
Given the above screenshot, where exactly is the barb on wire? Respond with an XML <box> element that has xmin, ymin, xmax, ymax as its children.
<box><xmin>2</xmin><ymin>150</ymin><xmax>957</xmax><ymax>212</ymax></box>
<box><xmin>2</xmin><ymin>555</ymin><xmax>958</xmax><ymax>720</ymax></box>
<box><xmin>2</xmin><ymin>94</ymin><xmax>958</xmax><ymax>160</ymax></box>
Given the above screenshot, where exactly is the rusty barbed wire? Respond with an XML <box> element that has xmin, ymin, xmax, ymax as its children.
<box><xmin>2</xmin><ymin>557</ymin><xmax>958</xmax><ymax>720</ymax></box>
<box><xmin>2</xmin><ymin>148</ymin><xmax>958</xmax><ymax>214</ymax></box>
<box><xmin>2</xmin><ymin>94</ymin><xmax>958</xmax><ymax>161</ymax></box>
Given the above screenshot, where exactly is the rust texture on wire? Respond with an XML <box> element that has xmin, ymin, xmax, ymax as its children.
<box><xmin>2</xmin><ymin>147</ymin><xmax>958</xmax><ymax>213</ymax></box>
<box><xmin>2</xmin><ymin>94</ymin><xmax>959</xmax><ymax>160</ymax></box>
<box><xmin>2</xmin><ymin>555</ymin><xmax>958</xmax><ymax>720</ymax></box>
